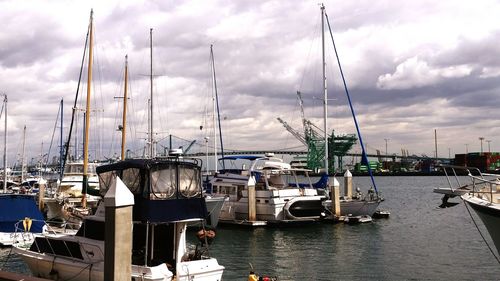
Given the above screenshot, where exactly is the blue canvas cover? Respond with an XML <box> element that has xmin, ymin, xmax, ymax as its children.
<box><xmin>0</xmin><ymin>194</ymin><xmax>45</xmax><ymax>233</ymax></box>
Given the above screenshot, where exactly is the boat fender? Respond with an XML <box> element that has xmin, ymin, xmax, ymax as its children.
<box><xmin>196</xmin><ymin>228</ymin><xmax>216</xmax><ymax>245</ymax></box>
<box><xmin>23</xmin><ymin>217</ymin><xmax>32</xmax><ymax>232</ymax></box>
<box><xmin>248</xmin><ymin>272</ymin><xmax>259</xmax><ymax>281</ymax></box>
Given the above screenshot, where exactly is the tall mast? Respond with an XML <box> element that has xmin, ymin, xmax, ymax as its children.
<box><xmin>321</xmin><ymin>4</ymin><xmax>329</xmax><ymax>175</ymax></box>
<box><xmin>211</xmin><ymin>45</ymin><xmax>225</xmax><ymax>170</ymax></box>
<box><xmin>82</xmin><ymin>9</ymin><xmax>94</xmax><ymax>207</ymax></box>
<box><xmin>59</xmin><ymin>98</ymin><xmax>64</xmax><ymax>180</ymax></box>
<box><xmin>2</xmin><ymin>94</ymin><xmax>7</xmax><ymax>193</ymax></box>
<box><xmin>210</xmin><ymin>45</ymin><xmax>218</xmax><ymax>172</ymax></box>
<box><xmin>21</xmin><ymin>125</ymin><xmax>26</xmax><ymax>182</ymax></box>
<box><xmin>149</xmin><ymin>28</ymin><xmax>154</xmax><ymax>158</ymax></box>
<box><xmin>121</xmin><ymin>55</ymin><xmax>128</xmax><ymax>160</ymax></box>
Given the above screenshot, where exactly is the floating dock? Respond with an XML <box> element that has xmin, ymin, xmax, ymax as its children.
<box><xmin>0</xmin><ymin>271</ymin><xmax>51</xmax><ymax>281</ymax></box>
<box><xmin>219</xmin><ymin>218</ymin><xmax>320</xmax><ymax>227</ymax></box>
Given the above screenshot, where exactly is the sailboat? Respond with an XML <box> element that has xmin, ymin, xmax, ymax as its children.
<box><xmin>200</xmin><ymin>45</ymin><xmax>227</xmax><ymax>228</ymax></box>
<box><xmin>43</xmin><ymin>12</ymin><xmax>101</xmax><ymax>226</ymax></box>
<box><xmin>313</xmin><ymin>4</ymin><xmax>381</xmax><ymax>218</ymax></box>
<box><xmin>0</xmin><ymin>95</ymin><xmax>47</xmax><ymax>246</ymax></box>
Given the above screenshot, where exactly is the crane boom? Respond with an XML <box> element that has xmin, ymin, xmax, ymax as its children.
<box><xmin>277</xmin><ymin>117</ymin><xmax>307</xmax><ymax>146</ymax></box>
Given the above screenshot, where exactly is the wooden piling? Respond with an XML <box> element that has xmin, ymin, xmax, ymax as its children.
<box><xmin>104</xmin><ymin>176</ymin><xmax>134</xmax><ymax>281</ymax></box>
<box><xmin>247</xmin><ymin>174</ymin><xmax>257</xmax><ymax>221</ymax></box>
<box><xmin>344</xmin><ymin>169</ymin><xmax>352</xmax><ymax>198</ymax></box>
<box><xmin>38</xmin><ymin>183</ymin><xmax>45</xmax><ymax>211</ymax></box>
<box><xmin>331</xmin><ymin>177</ymin><xmax>341</xmax><ymax>217</ymax></box>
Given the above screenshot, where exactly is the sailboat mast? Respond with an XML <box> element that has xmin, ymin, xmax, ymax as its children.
<box><xmin>2</xmin><ymin>95</ymin><xmax>7</xmax><ymax>193</ymax></box>
<box><xmin>121</xmin><ymin>55</ymin><xmax>128</xmax><ymax>160</ymax></box>
<box><xmin>149</xmin><ymin>28</ymin><xmax>154</xmax><ymax>158</ymax></box>
<box><xmin>82</xmin><ymin>9</ymin><xmax>94</xmax><ymax>204</ymax></box>
<box><xmin>210</xmin><ymin>46</ymin><xmax>218</xmax><ymax>172</ymax></box>
<box><xmin>21</xmin><ymin>125</ymin><xmax>26</xmax><ymax>182</ymax></box>
<box><xmin>321</xmin><ymin>4</ymin><xmax>329</xmax><ymax>175</ymax></box>
<box><xmin>211</xmin><ymin>45</ymin><xmax>225</xmax><ymax>170</ymax></box>
<box><xmin>59</xmin><ymin>98</ymin><xmax>64</xmax><ymax>180</ymax></box>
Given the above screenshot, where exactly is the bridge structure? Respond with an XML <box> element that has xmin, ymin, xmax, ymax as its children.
<box><xmin>185</xmin><ymin>150</ymin><xmax>452</xmax><ymax>162</ymax></box>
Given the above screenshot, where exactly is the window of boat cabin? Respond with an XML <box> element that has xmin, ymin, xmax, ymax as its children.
<box><xmin>179</xmin><ymin>164</ymin><xmax>200</xmax><ymax>198</ymax></box>
<box><xmin>121</xmin><ymin>168</ymin><xmax>141</xmax><ymax>193</ymax></box>
<box><xmin>98</xmin><ymin>168</ymin><xmax>142</xmax><ymax>196</ymax></box>
<box><xmin>66</xmin><ymin>164</ymin><xmax>84</xmax><ymax>174</ymax></box>
<box><xmin>150</xmin><ymin>165</ymin><xmax>176</xmax><ymax>199</ymax></box>
<box><xmin>150</xmin><ymin>164</ymin><xmax>201</xmax><ymax>199</ymax></box>
<box><xmin>98</xmin><ymin>170</ymin><xmax>117</xmax><ymax>196</ymax></box>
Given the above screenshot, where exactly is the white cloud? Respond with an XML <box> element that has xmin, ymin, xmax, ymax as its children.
<box><xmin>480</xmin><ymin>67</ymin><xmax>500</xmax><ymax>78</ymax></box>
<box><xmin>376</xmin><ymin>56</ymin><xmax>472</xmax><ymax>90</ymax></box>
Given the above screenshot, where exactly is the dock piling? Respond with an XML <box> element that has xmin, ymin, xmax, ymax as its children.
<box><xmin>104</xmin><ymin>176</ymin><xmax>135</xmax><ymax>281</ymax></box>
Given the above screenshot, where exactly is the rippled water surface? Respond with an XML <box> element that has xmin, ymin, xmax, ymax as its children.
<box><xmin>2</xmin><ymin>176</ymin><xmax>500</xmax><ymax>280</ymax></box>
<box><xmin>209</xmin><ymin>176</ymin><xmax>500</xmax><ymax>280</ymax></box>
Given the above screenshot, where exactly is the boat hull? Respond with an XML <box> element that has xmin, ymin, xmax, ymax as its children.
<box><xmin>323</xmin><ymin>199</ymin><xmax>380</xmax><ymax>217</ymax></box>
<box><xmin>14</xmin><ymin>245</ymin><xmax>223</xmax><ymax>281</ymax></box>
<box><xmin>204</xmin><ymin>196</ymin><xmax>226</xmax><ymax>228</ymax></box>
<box><xmin>463</xmin><ymin>194</ymin><xmax>500</xmax><ymax>253</ymax></box>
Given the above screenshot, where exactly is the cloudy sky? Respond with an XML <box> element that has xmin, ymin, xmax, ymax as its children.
<box><xmin>1</xmin><ymin>0</ymin><xmax>500</xmax><ymax>167</ymax></box>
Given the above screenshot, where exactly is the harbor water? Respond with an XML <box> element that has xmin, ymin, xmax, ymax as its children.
<box><xmin>2</xmin><ymin>176</ymin><xmax>500</xmax><ymax>280</ymax></box>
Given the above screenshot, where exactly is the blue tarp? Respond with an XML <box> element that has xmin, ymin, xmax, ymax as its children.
<box><xmin>0</xmin><ymin>194</ymin><xmax>45</xmax><ymax>233</ymax></box>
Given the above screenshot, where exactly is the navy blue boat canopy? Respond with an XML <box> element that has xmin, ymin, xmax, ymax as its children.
<box><xmin>0</xmin><ymin>195</ymin><xmax>44</xmax><ymax>233</ymax></box>
<box><xmin>97</xmin><ymin>158</ymin><xmax>208</xmax><ymax>222</ymax></box>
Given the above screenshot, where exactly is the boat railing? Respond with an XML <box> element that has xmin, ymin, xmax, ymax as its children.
<box><xmin>440</xmin><ymin>164</ymin><xmax>500</xmax><ymax>203</ymax></box>
<box><xmin>44</xmin><ymin>219</ymin><xmax>81</xmax><ymax>234</ymax></box>
<box><xmin>11</xmin><ymin>219</ymin><xmax>41</xmax><ymax>246</ymax></box>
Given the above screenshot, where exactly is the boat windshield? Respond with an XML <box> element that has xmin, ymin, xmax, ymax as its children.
<box><xmin>151</xmin><ymin>167</ymin><xmax>176</xmax><ymax>199</ymax></box>
<box><xmin>64</xmin><ymin>163</ymin><xmax>97</xmax><ymax>174</ymax></box>
<box><xmin>150</xmin><ymin>165</ymin><xmax>200</xmax><ymax>199</ymax></box>
<box><xmin>179</xmin><ymin>165</ymin><xmax>200</xmax><ymax>197</ymax></box>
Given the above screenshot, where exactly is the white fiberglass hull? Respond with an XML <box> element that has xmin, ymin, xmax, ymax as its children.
<box><xmin>229</xmin><ymin>192</ymin><xmax>326</xmax><ymax>222</ymax></box>
<box><xmin>13</xmin><ymin>229</ymin><xmax>223</xmax><ymax>281</ymax></box>
<box><xmin>462</xmin><ymin>194</ymin><xmax>500</xmax><ymax>254</ymax></box>
<box><xmin>14</xmin><ymin>245</ymin><xmax>223</xmax><ymax>281</ymax></box>
<box><xmin>204</xmin><ymin>196</ymin><xmax>226</xmax><ymax>228</ymax></box>
<box><xmin>0</xmin><ymin>232</ymin><xmax>35</xmax><ymax>247</ymax></box>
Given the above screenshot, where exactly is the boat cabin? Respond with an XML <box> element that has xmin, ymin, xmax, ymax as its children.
<box><xmin>96</xmin><ymin>158</ymin><xmax>208</xmax><ymax>268</ymax></box>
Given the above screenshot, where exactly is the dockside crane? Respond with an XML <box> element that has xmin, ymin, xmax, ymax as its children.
<box><xmin>277</xmin><ymin>91</ymin><xmax>357</xmax><ymax>172</ymax></box>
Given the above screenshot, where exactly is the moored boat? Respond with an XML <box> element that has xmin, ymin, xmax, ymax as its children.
<box><xmin>210</xmin><ymin>155</ymin><xmax>328</xmax><ymax>225</ymax></box>
<box><xmin>14</xmin><ymin>157</ymin><xmax>224</xmax><ymax>280</ymax></box>
<box><xmin>438</xmin><ymin>164</ymin><xmax>500</xmax><ymax>254</ymax></box>
<box><xmin>0</xmin><ymin>194</ymin><xmax>45</xmax><ymax>246</ymax></box>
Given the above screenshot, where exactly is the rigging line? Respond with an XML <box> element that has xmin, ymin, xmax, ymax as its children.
<box><xmin>0</xmin><ymin>100</ymin><xmax>4</xmax><ymax>120</ymax></box>
<box><xmin>63</xmin><ymin>14</ymin><xmax>90</xmax><ymax>167</ymax></box>
<box><xmin>324</xmin><ymin>11</ymin><xmax>378</xmax><ymax>193</ymax></box>
<box><xmin>44</xmin><ymin>102</ymin><xmax>62</xmax><ymax>170</ymax></box>
<box><xmin>462</xmin><ymin>198</ymin><xmax>500</xmax><ymax>265</ymax></box>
